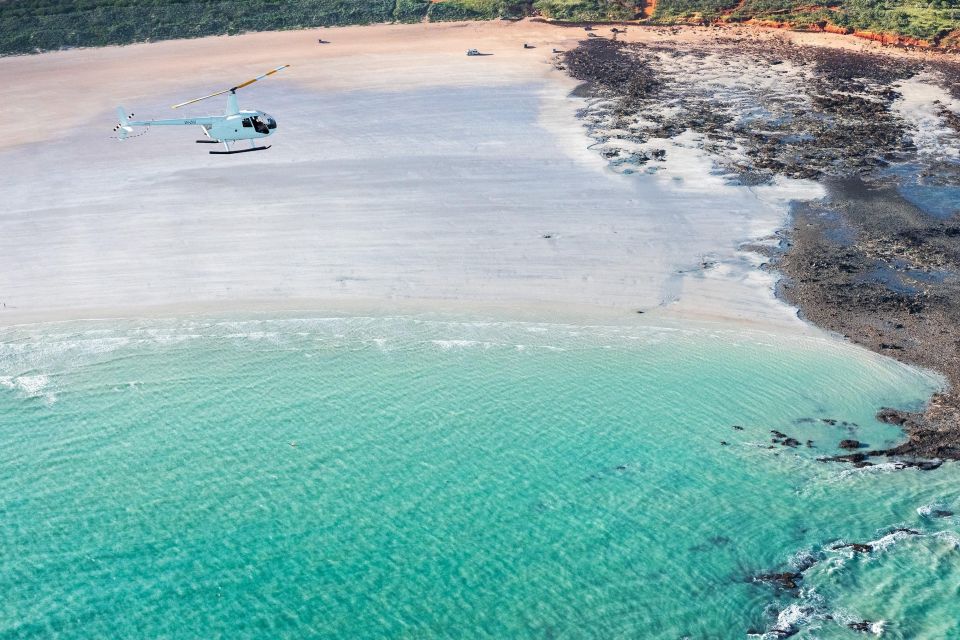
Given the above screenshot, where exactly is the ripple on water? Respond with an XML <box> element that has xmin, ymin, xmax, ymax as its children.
<box><xmin>0</xmin><ymin>316</ymin><xmax>956</xmax><ymax>638</ymax></box>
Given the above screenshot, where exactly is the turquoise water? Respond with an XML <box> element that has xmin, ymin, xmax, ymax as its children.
<box><xmin>1</xmin><ymin>316</ymin><xmax>958</xmax><ymax>638</ymax></box>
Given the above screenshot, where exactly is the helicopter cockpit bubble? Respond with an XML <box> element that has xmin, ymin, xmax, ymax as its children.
<box><xmin>263</xmin><ymin>113</ymin><xmax>277</xmax><ymax>130</ymax></box>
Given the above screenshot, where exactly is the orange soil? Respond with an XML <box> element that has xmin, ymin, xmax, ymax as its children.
<box><xmin>850</xmin><ymin>29</ymin><xmax>932</xmax><ymax>47</ymax></box>
<box><xmin>703</xmin><ymin>14</ymin><xmax>936</xmax><ymax>49</ymax></box>
<box><xmin>823</xmin><ymin>23</ymin><xmax>852</xmax><ymax>35</ymax></box>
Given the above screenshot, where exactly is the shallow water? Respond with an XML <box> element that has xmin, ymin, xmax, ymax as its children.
<box><xmin>1</xmin><ymin>316</ymin><xmax>958</xmax><ymax>638</ymax></box>
<box><xmin>883</xmin><ymin>162</ymin><xmax>960</xmax><ymax>220</ymax></box>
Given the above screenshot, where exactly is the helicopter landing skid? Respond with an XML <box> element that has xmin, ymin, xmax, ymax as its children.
<box><xmin>209</xmin><ymin>145</ymin><xmax>271</xmax><ymax>155</ymax></box>
<box><xmin>196</xmin><ymin>139</ymin><xmax>220</xmax><ymax>144</ymax></box>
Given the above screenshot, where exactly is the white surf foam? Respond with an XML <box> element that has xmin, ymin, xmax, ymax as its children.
<box><xmin>431</xmin><ymin>339</ymin><xmax>494</xmax><ymax>350</ymax></box>
<box><xmin>0</xmin><ymin>373</ymin><xmax>56</xmax><ymax>403</ymax></box>
<box><xmin>933</xmin><ymin>531</ymin><xmax>960</xmax><ymax>549</ymax></box>
<box><xmin>894</xmin><ymin>72</ymin><xmax>960</xmax><ymax>159</ymax></box>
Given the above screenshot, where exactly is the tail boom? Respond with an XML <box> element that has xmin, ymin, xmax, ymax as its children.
<box><xmin>114</xmin><ymin>105</ymin><xmax>216</xmax><ymax>139</ymax></box>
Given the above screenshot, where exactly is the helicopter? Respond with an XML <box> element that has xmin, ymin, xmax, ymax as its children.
<box><xmin>114</xmin><ymin>64</ymin><xmax>289</xmax><ymax>155</ymax></box>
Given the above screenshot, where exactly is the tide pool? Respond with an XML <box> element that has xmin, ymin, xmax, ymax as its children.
<box><xmin>1</xmin><ymin>316</ymin><xmax>958</xmax><ymax>638</ymax></box>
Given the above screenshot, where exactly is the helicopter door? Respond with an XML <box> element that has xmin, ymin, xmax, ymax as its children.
<box><xmin>250</xmin><ymin>116</ymin><xmax>270</xmax><ymax>134</ymax></box>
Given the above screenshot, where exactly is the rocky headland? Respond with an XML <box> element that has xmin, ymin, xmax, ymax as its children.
<box><xmin>560</xmin><ymin>31</ymin><xmax>960</xmax><ymax>463</ymax></box>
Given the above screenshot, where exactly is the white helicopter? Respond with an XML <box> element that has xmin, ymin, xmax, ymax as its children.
<box><xmin>114</xmin><ymin>64</ymin><xmax>289</xmax><ymax>155</ymax></box>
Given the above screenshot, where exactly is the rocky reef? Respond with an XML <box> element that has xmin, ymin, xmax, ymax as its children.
<box><xmin>561</xmin><ymin>33</ymin><xmax>960</xmax><ymax>463</ymax></box>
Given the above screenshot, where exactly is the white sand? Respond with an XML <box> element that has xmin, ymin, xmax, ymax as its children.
<box><xmin>0</xmin><ymin>20</ymin><xmax>882</xmax><ymax>330</ymax></box>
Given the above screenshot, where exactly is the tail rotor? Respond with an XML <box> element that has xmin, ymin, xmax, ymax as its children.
<box><xmin>114</xmin><ymin>106</ymin><xmax>135</xmax><ymax>140</ymax></box>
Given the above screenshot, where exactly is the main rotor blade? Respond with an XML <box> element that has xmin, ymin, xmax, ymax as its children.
<box><xmin>170</xmin><ymin>64</ymin><xmax>290</xmax><ymax>109</ymax></box>
<box><xmin>233</xmin><ymin>64</ymin><xmax>291</xmax><ymax>91</ymax></box>
<box><xmin>171</xmin><ymin>87</ymin><xmax>232</xmax><ymax>109</ymax></box>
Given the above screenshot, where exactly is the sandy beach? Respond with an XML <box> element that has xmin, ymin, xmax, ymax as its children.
<box><xmin>1</xmin><ymin>20</ymin><xmax>844</xmax><ymax>331</ymax></box>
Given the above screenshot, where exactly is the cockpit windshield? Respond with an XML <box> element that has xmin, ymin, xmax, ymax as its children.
<box><xmin>263</xmin><ymin>113</ymin><xmax>277</xmax><ymax>130</ymax></box>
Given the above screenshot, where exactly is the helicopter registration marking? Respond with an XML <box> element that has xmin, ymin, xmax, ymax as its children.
<box><xmin>184</xmin><ymin>120</ymin><xmax>197</xmax><ymax>125</ymax></box>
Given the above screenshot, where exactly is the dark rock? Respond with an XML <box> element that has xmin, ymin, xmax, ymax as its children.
<box><xmin>889</xmin><ymin>527</ymin><xmax>921</xmax><ymax>536</ymax></box>
<box><xmin>754</xmin><ymin>571</ymin><xmax>803</xmax><ymax>590</ymax></box>
<box><xmin>792</xmin><ymin>551</ymin><xmax>821</xmax><ymax>572</ymax></box>
<box><xmin>820</xmin><ymin>452</ymin><xmax>868</xmax><ymax>464</ymax></box>
<box><xmin>832</xmin><ymin>542</ymin><xmax>873</xmax><ymax>553</ymax></box>
<box><xmin>848</xmin><ymin>621</ymin><xmax>873</xmax><ymax>632</ymax></box>
<box><xmin>839</xmin><ymin>439</ymin><xmax>863</xmax><ymax>449</ymax></box>
<box><xmin>903</xmin><ymin>459</ymin><xmax>943</xmax><ymax>471</ymax></box>
<box><xmin>733</xmin><ymin>425</ymin><xmax>745</xmax><ymax>431</ymax></box>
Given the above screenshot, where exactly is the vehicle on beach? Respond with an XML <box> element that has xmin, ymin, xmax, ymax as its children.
<box><xmin>466</xmin><ymin>48</ymin><xmax>481</xmax><ymax>56</ymax></box>
<box><xmin>113</xmin><ymin>65</ymin><xmax>288</xmax><ymax>155</ymax></box>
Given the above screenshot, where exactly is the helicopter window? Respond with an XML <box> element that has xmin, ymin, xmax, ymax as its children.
<box><xmin>250</xmin><ymin>116</ymin><xmax>270</xmax><ymax>134</ymax></box>
<box><xmin>264</xmin><ymin>114</ymin><xmax>277</xmax><ymax>130</ymax></box>
<box><xmin>242</xmin><ymin>118</ymin><xmax>253</xmax><ymax>128</ymax></box>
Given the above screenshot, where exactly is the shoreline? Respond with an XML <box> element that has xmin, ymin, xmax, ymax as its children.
<box><xmin>777</xmin><ymin>177</ymin><xmax>960</xmax><ymax>461</ymax></box>
<box><xmin>0</xmin><ymin>291</ymin><xmax>818</xmax><ymax>339</ymax></box>
<box><xmin>4</xmin><ymin>20</ymin><xmax>958</xmax><ymax>457</ymax></box>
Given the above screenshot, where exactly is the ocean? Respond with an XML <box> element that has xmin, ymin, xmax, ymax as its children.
<box><xmin>2</xmin><ymin>315</ymin><xmax>958</xmax><ymax>638</ymax></box>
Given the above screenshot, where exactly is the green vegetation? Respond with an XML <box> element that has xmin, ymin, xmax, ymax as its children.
<box><xmin>0</xmin><ymin>1</ymin><xmax>398</xmax><ymax>54</ymax></box>
<box><xmin>429</xmin><ymin>0</ymin><xmax>525</xmax><ymax>21</ymax></box>
<box><xmin>531</xmin><ymin>0</ymin><xmax>638</xmax><ymax>20</ymax></box>
<box><xmin>0</xmin><ymin>0</ymin><xmax>649</xmax><ymax>54</ymax></box>
<box><xmin>1</xmin><ymin>0</ymin><xmax>958</xmax><ymax>56</ymax></box>
<box><xmin>654</xmin><ymin>0</ymin><xmax>960</xmax><ymax>41</ymax></box>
